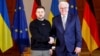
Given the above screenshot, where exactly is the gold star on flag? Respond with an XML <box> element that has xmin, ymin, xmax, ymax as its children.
<box><xmin>75</xmin><ymin>7</ymin><xmax>77</xmax><ymax>10</ymax></box>
<box><xmin>25</xmin><ymin>28</ymin><xmax>28</xmax><ymax>31</ymax></box>
<box><xmin>71</xmin><ymin>5</ymin><xmax>74</xmax><ymax>8</ymax></box>
<box><xmin>15</xmin><ymin>29</ymin><xmax>18</xmax><ymax>32</ymax></box>
<box><xmin>19</xmin><ymin>7</ymin><xmax>21</xmax><ymax>10</ymax></box>
<box><xmin>20</xmin><ymin>30</ymin><xmax>23</xmax><ymax>33</ymax></box>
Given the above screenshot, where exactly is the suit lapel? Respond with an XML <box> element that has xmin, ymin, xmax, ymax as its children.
<box><xmin>65</xmin><ymin>14</ymin><xmax>71</xmax><ymax>30</ymax></box>
<box><xmin>55</xmin><ymin>14</ymin><xmax>71</xmax><ymax>33</ymax></box>
<box><xmin>56</xmin><ymin>16</ymin><xmax>64</xmax><ymax>33</ymax></box>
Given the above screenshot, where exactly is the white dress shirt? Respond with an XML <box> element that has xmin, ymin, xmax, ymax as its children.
<box><xmin>61</xmin><ymin>14</ymin><xmax>68</xmax><ymax>30</ymax></box>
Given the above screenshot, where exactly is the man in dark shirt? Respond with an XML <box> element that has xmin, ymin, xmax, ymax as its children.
<box><xmin>29</xmin><ymin>6</ymin><xmax>54</xmax><ymax>56</ymax></box>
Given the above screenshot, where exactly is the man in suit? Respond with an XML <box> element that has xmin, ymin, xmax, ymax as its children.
<box><xmin>50</xmin><ymin>1</ymin><xmax>82</xmax><ymax>56</ymax></box>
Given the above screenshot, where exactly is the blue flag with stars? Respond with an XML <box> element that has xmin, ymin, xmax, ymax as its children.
<box><xmin>69</xmin><ymin>0</ymin><xmax>78</xmax><ymax>15</ymax></box>
<box><xmin>12</xmin><ymin>0</ymin><xmax>30</xmax><ymax>53</ymax></box>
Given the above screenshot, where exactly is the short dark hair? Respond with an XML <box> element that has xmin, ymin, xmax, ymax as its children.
<box><xmin>36</xmin><ymin>6</ymin><xmax>45</xmax><ymax>11</ymax></box>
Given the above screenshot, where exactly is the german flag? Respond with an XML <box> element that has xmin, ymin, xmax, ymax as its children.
<box><xmin>31</xmin><ymin>0</ymin><xmax>41</xmax><ymax>20</ymax></box>
<box><xmin>82</xmin><ymin>0</ymin><xmax>100</xmax><ymax>52</ymax></box>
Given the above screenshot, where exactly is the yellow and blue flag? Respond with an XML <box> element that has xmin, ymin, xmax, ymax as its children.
<box><xmin>48</xmin><ymin>0</ymin><xmax>60</xmax><ymax>25</ymax></box>
<box><xmin>12</xmin><ymin>0</ymin><xmax>30</xmax><ymax>53</ymax></box>
<box><xmin>0</xmin><ymin>0</ymin><xmax>13</xmax><ymax>53</ymax></box>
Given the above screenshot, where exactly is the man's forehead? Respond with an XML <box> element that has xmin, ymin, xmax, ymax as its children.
<box><xmin>60</xmin><ymin>4</ymin><xmax>68</xmax><ymax>7</ymax></box>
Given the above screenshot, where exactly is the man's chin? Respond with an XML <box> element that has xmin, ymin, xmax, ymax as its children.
<box><xmin>40</xmin><ymin>17</ymin><xmax>44</xmax><ymax>19</ymax></box>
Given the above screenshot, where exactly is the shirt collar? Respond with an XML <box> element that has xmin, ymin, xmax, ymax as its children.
<box><xmin>37</xmin><ymin>18</ymin><xmax>45</xmax><ymax>21</ymax></box>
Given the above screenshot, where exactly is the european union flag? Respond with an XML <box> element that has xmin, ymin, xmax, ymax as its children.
<box><xmin>69</xmin><ymin>0</ymin><xmax>78</xmax><ymax>15</ymax></box>
<box><xmin>12</xmin><ymin>0</ymin><xmax>30</xmax><ymax>53</ymax></box>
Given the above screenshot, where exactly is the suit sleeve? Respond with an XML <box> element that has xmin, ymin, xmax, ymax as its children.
<box><xmin>75</xmin><ymin>15</ymin><xmax>82</xmax><ymax>48</ymax></box>
<box><xmin>29</xmin><ymin>22</ymin><xmax>49</xmax><ymax>42</ymax></box>
<box><xmin>50</xmin><ymin>17</ymin><xmax>56</xmax><ymax>38</ymax></box>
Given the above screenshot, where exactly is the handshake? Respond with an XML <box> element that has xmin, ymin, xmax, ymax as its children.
<box><xmin>48</xmin><ymin>37</ymin><xmax>56</xmax><ymax>54</ymax></box>
<box><xmin>48</xmin><ymin>37</ymin><xmax>55</xmax><ymax>44</ymax></box>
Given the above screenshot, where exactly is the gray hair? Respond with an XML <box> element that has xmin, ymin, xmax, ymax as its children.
<box><xmin>58</xmin><ymin>1</ymin><xmax>69</xmax><ymax>8</ymax></box>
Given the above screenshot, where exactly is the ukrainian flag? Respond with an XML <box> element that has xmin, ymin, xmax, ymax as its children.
<box><xmin>48</xmin><ymin>0</ymin><xmax>60</xmax><ymax>25</ymax></box>
<box><xmin>0</xmin><ymin>0</ymin><xmax>13</xmax><ymax>53</ymax></box>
